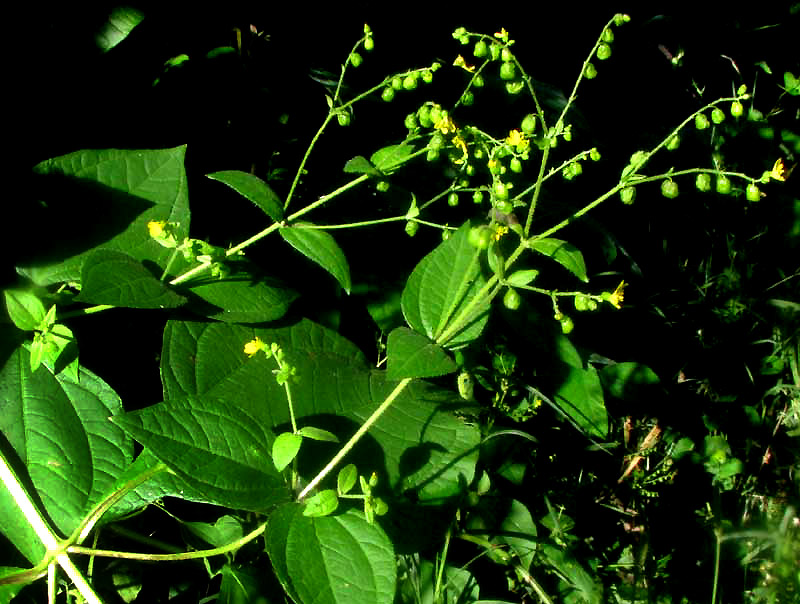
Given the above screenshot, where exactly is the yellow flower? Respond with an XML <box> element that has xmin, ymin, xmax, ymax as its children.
<box><xmin>453</xmin><ymin>55</ymin><xmax>475</xmax><ymax>73</ymax></box>
<box><xmin>147</xmin><ymin>220</ymin><xmax>166</xmax><ymax>238</ymax></box>
<box><xmin>608</xmin><ymin>281</ymin><xmax>627</xmax><ymax>309</ymax></box>
<box><xmin>506</xmin><ymin>129</ymin><xmax>529</xmax><ymax>151</ymax></box>
<box><xmin>452</xmin><ymin>135</ymin><xmax>468</xmax><ymax>164</ymax></box>
<box><xmin>492</xmin><ymin>225</ymin><xmax>509</xmax><ymax>241</ymax></box>
<box><xmin>494</xmin><ymin>28</ymin><xmax>510</xmax><ymax>42</ymax></box>
<box><xmin>770</xmin><ymin>158</ymin><xmax>786</xmax><ymax>181</ymax></box>
<box><xmin>435</xmin><ymin>114</ymin><xmax>457</xmax><ymax>135</ymax></box>
<box><xmin>244</xmin><ymin>337</ymin><xmax>264</xmax><ymax>357</ymax></box>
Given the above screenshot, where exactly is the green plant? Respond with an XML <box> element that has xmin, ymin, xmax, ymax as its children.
<box><xmin>2</xmin><ymin>10</ymin><xmax>798</xmax><ymax>604</ymax></box>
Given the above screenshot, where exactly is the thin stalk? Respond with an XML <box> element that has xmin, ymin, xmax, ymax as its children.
<box><xmin>298</xmin><ymin>377</ymin><xmax>412</xmax><ymax>500</ymax></box>
<box><xmin>68</xmin><ymin>522</ymin><xmax>267</xmax><ymax>562</ymax></box>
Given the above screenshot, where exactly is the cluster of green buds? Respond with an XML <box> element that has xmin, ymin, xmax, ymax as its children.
<box><xmin>148</xmin><ymin>220</ymin><xmax>236</xmax><ymax>278</ymax></box>
<box><xmin>582</xmin><ymin>14</ymin><xmax>630</xmax><ymax>80</ymax></box>
<box><xmin>451</xmin><ymin>27</ymin><xmax>524</xmax><ymax>96</ymax></box>
<box><xmin>380</xmin><ymin>63</ymin><xmax>440</xmax><ymax>103</ymax></box>
<box><xmin>243</xmin><ymin>337</ymin><xmax>298</xmax><ymax>385</ymax></box>
<box><xmin>336</xmin><ymin>464</ymin><xmax>388</xmax><ymax>524</ymax></box>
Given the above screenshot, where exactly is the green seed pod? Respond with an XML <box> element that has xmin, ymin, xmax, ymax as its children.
<box><xmin>602</xmin><ymin>28</ymin><xmax>614</xmax><ymax>43</ymax></box>
<box><xmin>499</xmin><ymin>61</ymin><xmax>516</xmax><ymax>80</ymax></box>
<box><xmin>472</xmin><ymin>190</ymin><xmax>484</xmax><ymax>204</ymax></box>
<box><xmin>666</xmin><ymin>134</ymin><xmax>680</xmax><ymax>151</ymax></box>
<box><xmin>620</xmin><ymin>186</ymin><xmax>636</xmax><ymax>205</ymax></box>
<box><xmin>596</xmin><ymin>43</ymin><xmax>612</xmax><ymax>60</ymax></box>
<box><xmin>474</xmin><ymin>39</ymin><xmax>488</xmax><ymax>58</ymax></box>
<box><xmin>337</xmin><ymin>112</ymin><xmax>351</xmax><ymax>127</ymax></box>
<box><xmin>503</xmin><ymin>288</ymin><xmax>521</xmax><ymax>310</ymax></box>
<box><xmin>695</xmin><ymin>114</ymin><xmax>710</xmax><ymax>130</ymax></box>
<box><xmin>403</xmin><ymin>74</ymin><xmax>418</xmax><ymax>90</ymax></box>
<box><xmin>447</xmin><ymin>192</ymin><xmax>459</xmax><ymax>206</ymax></box>
<box><xmin>584</xmin><ymin>63</ymin><xmax>598</xmax><ymax>79</ymax></box>
<box><xmin>376</xmin><ymin>180</ymin><xmax>390</xmax><ymax>193</ymax></box>
<box><xmin>426</xmin><ymin>148</ymin><xmax>440</xmax><ymax>162</ymax></box>
<box><xmin>716</xmin><ymin>174</ymin><xmax>732</xmax><ymax>195</ymax></box>
<box><xmin>421</xmin><ymin>70</ymin><xmax>434</xmax><ymax>83</ymax></box>
<box><xmin>661</xmin><ymin>179</ymin><xmax>679</xmax><ymax>199</ymax></box>
<box><xmin>711</xmin><ymin>107</ymin><xmax>726</xmax><ymax>124</ymax></box>
<box><xmin>364</xmin><ymin>37</ymin><xmax>374</xmax><ymax>52</ymax></box>
<box><xmin>381</xmin><ymin>87</ymin><xmax>395</xmax><ymax>102</ymax></box>
<box><xmin>509</xmin><ymin>158</ymin><xmax>523</xmax><ymax>173</ymax></box>
<box><xmin>461</xmin><ymin>91</ymin><xmax>475</xmax><ymax>106</ymax></box>
<box><xmin>405</xmin><ymin>221</ymin><xmax>419</xmax><ymax>237</ymax></box>
<box><xmin>472</xmin><ymin>74</ymin><xmax>485</xmax><ymax>88</ymax></box>
<box><xmin>745</xmin><ymin>183</ymin><xmax>761</xmax><ymax>202</ymax></box>
<box><xmin>521</xmin><ymin>113</ymin><xmax>537</xmax><ymax>135</ymax></box>
<box><xmin>501</xmin><ymin>47</ymin><xmax>513</xmax><ymax>62</ymax></box>
<box><xmin>404</xmin><ymin>113</ymin><xmax>418</xmax><ymax>130</ymax></box>
<box><xmin>590</xmin><ymin>147</ymin><xmax>601</xmax><ymax>161</ymax></box>
<box><xmin>696</xmin><ymin>173</ymin><xmax>712</xmax><ymax>192</ymax></box>
<box><xmin>730</xmin><ymin>101</ymin><xmax>744</xmax><ymax>118</ymax></box>
<box><xmin>559</xmin><ymin>315</ymin><xmax>575</xmax><ymax>334</ymax></box>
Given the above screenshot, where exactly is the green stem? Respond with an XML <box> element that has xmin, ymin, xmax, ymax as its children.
<box><xmin>297</xmin><ymin>377</ymin><xmax>412</xmax><ymax>500</ymax></box>
<box><xmin>68</xmin><ymin>521</ymin><xmax>267</xmax><ymax>562</ymax></box>
<box><xmin>284</xmin><ymin>113</ymin><xmax>335</xmax><ymax>211</ymax></box>
<box><xmin>711</xmin><ymin>529</ymin><xmax>722</xmax><ymax>604</ymax></box>
<box><xmin>57</xmin><ymin>305</ymin><xmax>116</xmax><ymax>320</ymax></box>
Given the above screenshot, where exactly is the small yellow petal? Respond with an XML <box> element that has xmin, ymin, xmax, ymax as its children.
<box><xmin>147</xmin><ymin>220</ymin><xmax>166</xmax><ymax>238</ymax></box>
<box><xmin>453</xmin><ymin>54</ymin><xmax>476</xmax><ymax>72</ymax></box>
<box><xmin>770</xmin><ymin>158</ymin><xmax>786</xmax><ymax>181</ymax></box>
<box><xmin>244</xmin><ymin>337</ymin><xmax>264</xmax><ymax>357</ymax></box>
<box><xmin>609</xmin><ymin>281</ymin><xmax>627</xmax><ymax>309</ymax></box>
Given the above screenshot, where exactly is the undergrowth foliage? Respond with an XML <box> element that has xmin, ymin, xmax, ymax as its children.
<box><xmin>1</xmin><ymin>12</ymin><xmax>799</xmax><ymax>604</ymax></box>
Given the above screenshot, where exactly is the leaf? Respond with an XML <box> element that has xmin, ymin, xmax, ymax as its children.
<box><xmin>386</xmin><ymin>327</ymin><xmax>458</xmax><ymax>380</ymax></box>
<box><xmin>370</xmin><ymin>144</ymin><xmax>415</xmax><ymax>173</ymax></box>
<box><xmin>3</xmin><ymin>289</ymin><xmax>47</xmax><ymax>330</ymax></box>
<box><xmin>553</xmin><ymin>366</ymin><xmax>608</xmax><ymax>439</ymax></box>
<box><xmin>529</xmin><ymin>238</ymin><xmax>589</xmax><ymax>282</ymax></box>
<box><xmin>207</xmin><ymin>170</ymin><xmax>285</xmax><ymax>222</ymax></box>
<box><xmin>401</xmin><ymin>222</ymin><xmax>490</xmax><ymax>349</ymax></box>
<box><xmin>297</xmin><ymin>426</ymin><xmax>339</xmax><ymax>442</ymax></box>
<box><xmin>280</xmin><ymin>225</ymin><xmax>351</xmax><ymax>294</ymax></box>
<box><xmin>401</xmin><ymin>559</ymin><xmax>478</xmax><ymax>604</ymax></box>
<box><xmin>76</xmin><ymin>249</ymin><xmax>186</xmax><ymax>308</ymax></box>
<box><xmin>0</xmin><ymin>567</ymin><xmax>28</xmax><ymax>603</ymax></box>
<box><xmin>337</xmin><ymin>464</ymin><xmax>358</xmax><ymax>495</ymax></box>
<box><xmin>183</xmin><ymin>515</ymin><xmax>244</xmax><ymax>548</ymax></box>
<box><xmin>303</xmin><ymin>489</ymin><xmax>339</xmax><ymax>517</ymax></box>
<box><xmin>600</xmin><ymin>362</ymin><xmax>661</xmax><ymax>401</ymax></box>
<box><xmin>111</xmin><ymin>396</ymin><xmax>289</xmax><ymax>512</ymax></box>
<box><xmin>20</xmin><ymin>146</ymin><xmax>190</xmax><ymax>286</ymax></box>
<box><xmin>94</xmin><ymin>6</ymin><xmax>144</xmax><ymax>52</ymax></box>
<box><xmin>218</xmin><ymin>564</ymin><xmax>269</xmax><ymax>604</ymax></box>
<box><xmin>784</xmin><ymin>71</ymin><xmax>800</xmax><ymax>96</ymax></box>
<box><xmin>273</xmin><ymin>433</ymin><xmax>303</xmax><ymax>472</ymax></box>
<box><xmin>266</xmin><ymin>504</ymin><xmax>396</xmax><ymax>604</ymax></box>
<box><xmin>344</xmin><ymin>156</ymin><xmax>380</xmax><ymax>176</ymax></box>
<box><xmin>159</xmin><ymin>319</ymin><xmax>480</xmax><ymax>501</ymax></box>
<box><xmin>0</xmin><ymin>346</ymin><xmax>134</xmax><ymax>563</ymax></box>
<box><xmin>187</xmin><ymin>270</ymin><xmax>297</xmax><ymax>323</ymax></box>
<box><xmin>506</xmin><ymin>269</ymin><xmax>539</xmax><ymax>287</ymax></box>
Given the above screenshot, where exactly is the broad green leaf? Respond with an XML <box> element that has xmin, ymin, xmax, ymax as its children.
<box><xmin>218</xmin><ymin>564</ymin><xmax>268</xmax><ymax>604</ymax></box>
<box><xmin>111</xmin><ymin>396</ymin><xmax>289</xmax><ymax>512</ymax></box>
<box><xmin>784</xmin><ymin>71</ymin><xmax>800</xmax><ymax>96</ymax></box>
<box><xmin>370</xmin><ymin>144</ymin><xmax>415</xmax><ymax>173</ymax></box>
<box><xmin>183</xmin><ymin>515</ymin><xmax>244</xmax><ymax>548</ymax></box>
<box><xmin>540</xmin><ymin>542</ymin><xmax>603</xmax><ymax>603</ymax></box>
<box><xmin>95</xmin><ymin>6</ymin><xmax>144</xmax><ymax>52</ymax></box>
<box><xmin>186</xmin><ymin>270</ymin><xmax>297</xmax><ymax>323</ymax></box>
<box><xmin>303</xmin><ymin>489</ymin><xmax>339</xmax><ymax>517</ymax></box>
<box><xmin>273</xmin><ymin>432</ymin><xmax>303</xmax><ymax>472</ymax></box>
<box><xmin>3</xmin><ymin>289</ymin><xmax>46</xmax><ymax>330</ymax></box>
<box><xmin>207</xmin><ymin>170</ymin><xmax>285</xmax><ymax>222</ymax></box>
<box><xmin>506</xmin><ymin>269</ymin><xmax>539</xmax><ymax>287</ymax></box>
<box><xmin>20</xmin><ymin>146</ymin><xmax>190</xmax><ymax>286</ymax></box>
<box><xmin>466</xmin><ymin>497</ymin><xmax>537</xmax><ymax>571</ymax></box>
<box><xmin>529</xmin><ymin>238</ymin><xmax>589</xmax><ymax>282</ymax></box>
<box><xmin>344</xmin><ymin>156</ymin><xmax>380</xmax><ymax>176</ymax></box>
<box><xmin>160</xmin><ymin>319</ymin><xmax>480</xmax><ymax>501</ymax></box>
<box><xmin>106</xmin><ymin>448</ymin><xmax>209</xmax><ymax>520</ymax></box>
<box><xmin>554</xmin><ymin>366</ymin><xmax>608</xmax><ymax>439</ymax></box>
<box><xmin>0</xmin><ymin>567</ymin><xmax>27</xmax><ymax>603</ymax></box>
<box><xmin>0</xmin><ymin>345</ymin><xmax>133</xmax><ymax>563</ymax></box>
<box><xmin>297</xmin><ymin>426</ymin><xmax>339</xmax><ymax>442</ymax></box>
<box><xmin>266</xmin><ymin>504</ymin><xmax>395</xmax><ymax>604</ymax></box>
<box><xmin>280</xmin><ymin>225</ymin><xmax>351</xmax><ymax>294</ymax></box>
<box><xmin>76</xmin><ymin>249</ymin><xmax>186</xmax><ymax>309</ymax></box>
<box><xmin>600</xmin><ymin>362</ymin><xmax>661</xmax><ymax>401</ymax></box>
<box><xmin>337</xmin><ymin>464</ymin><xmax>358</xmax><ymax>495</ymax></box>
<box><xmin>386</xmin><ymin>327</ymin><xmax>458</xmax><ymax>380</ymax></box>
<box><xmin>401</xmin><ymin>222</ymin><xmax>490</xmax><ymax>349</ymax></box>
